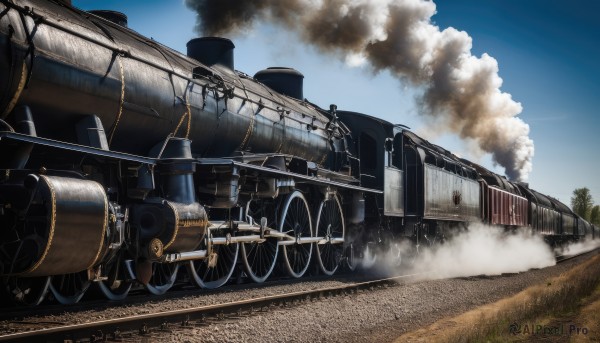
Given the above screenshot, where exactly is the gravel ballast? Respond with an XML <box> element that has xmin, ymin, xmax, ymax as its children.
<box><xmin>164</xmin><ymin>252</ymin><xmax>599</xmax><ymax>343</ymax></box>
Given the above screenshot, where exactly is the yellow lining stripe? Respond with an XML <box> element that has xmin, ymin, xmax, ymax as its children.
<box><xmin>23</xmin><ymin>175</ymin><xmax>56</xmax><ymax>275</ymax></box>
<box><xmin>2</xmin><ymin>63</ymin><xmax>27</xmax><ymax>119</ymax></box>
<box><xmin>108</xmin><ymin>56</ymin><xmax>125</xmax><ymax>146</ymax></box>
<box><xmin>163</xmin><ymin>201</ymin><xmax>179</xmax><ymax>250</ymax></box>
<box><xmin>319</xmin><ymin>151</ymin><xmax>329</xmax><ymax>166</ymax></box>
<box><xmin>238</xmin><ymin>110</ymin><xmax>255</xmax><ymax>151</ymax></box>
<box><xmin>87</xmin><ymin>180</ymin><xmax>108</xmax><ymax>269</ymax></box>
<box><xmin>172</xmin><ymin>86</ymin><xmax>192</xmax><ymax>138</ymax></box>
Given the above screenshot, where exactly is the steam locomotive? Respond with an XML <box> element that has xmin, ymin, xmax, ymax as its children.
<box><xmin>0</xmin><ymin>0</ymin><xmax>597</xmax><ymax>306</ymax></box>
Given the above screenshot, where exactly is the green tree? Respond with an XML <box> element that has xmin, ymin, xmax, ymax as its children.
<box><xmin>591</xmin><ymin>205</ymin><xmax>600</xmax><ymax>226</ymax></box>
<box><xmin>571</xmin><ymin>187</ymin><xmax>594</xmax><ymax>220</ymax></box>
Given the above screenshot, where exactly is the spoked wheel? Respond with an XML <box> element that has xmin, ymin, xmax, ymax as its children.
<box><xmin>2</xmin><ymin>276</ymin><xmax>50</xmax><ymax>306</ymax></box>
<box><xmin>97</xmin><ymin>254</ymin><xmax>132</xmax><ymax>301</ymax></box>
<box><xmin>0</xmin><ymin>234</ymin><xmax>50</xmax><ymax>306</ymax></box>
<box><xmin>50</xmin><ymin>271</ymin><xmax>91</xmax><ymax>305</ymax></box>
<box><xmin>145</xmin><ymin>262</ymin><xmax>179</xmax><ymax>295</ymax></box>
<box><xmin>280</xmin><ymin>191</ymin><xmax>313</xmax><ymax>278</ymax></box>
<box><xmin>188</xmin><ymin>233</ymin><xmax>239</xmax><ymax>289</ymax></box>
<box><xmin>315</xmin><ymin>195</ymin><xmax>345</xmax><ymax>276</ymax></box>
<box><xmin>241</xmin><ymin>198</ymin><xmax>280</xmax><ymax>283</ymax></box>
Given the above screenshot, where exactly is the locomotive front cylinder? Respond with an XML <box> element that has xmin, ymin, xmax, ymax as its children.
<box><xmin>3</xmin><ymin>175</ymin><xmax>109</xmax><ymax>277</ymax></box>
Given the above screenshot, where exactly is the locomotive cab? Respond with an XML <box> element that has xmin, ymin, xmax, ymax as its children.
<box><xmin>336</xmin><ymin>111</ymin><xmax>405</xmax><ymax>217</ymax></box>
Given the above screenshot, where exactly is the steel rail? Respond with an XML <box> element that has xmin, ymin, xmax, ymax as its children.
<box><xmin>555</xmin><ymin>246</ymin><xmax>600</xmax><ymax>263</ymax></box>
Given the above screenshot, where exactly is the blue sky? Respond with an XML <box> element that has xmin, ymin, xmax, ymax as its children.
<box><xmin>72</xmin><ymin>0</ymin><xmax>599</xmax><ymax>208</ymax></box>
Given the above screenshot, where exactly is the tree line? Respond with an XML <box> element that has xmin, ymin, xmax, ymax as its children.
<box><xmin>571</xmin><ymin>187</ymin><xmax>600</xmax><ymax>226</ymax></box>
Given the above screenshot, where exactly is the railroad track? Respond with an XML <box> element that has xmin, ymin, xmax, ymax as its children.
<box><xmin>0</xmin><ymin>271</ymin><xmax>350</xmax><ymax>321</ymax></box>
<box><xmin>555</xmin><ymin>245</ymin><xmax>600</xmax><ymax>263</ymax></box>
<box><xmin>1</xmin><ymin>247</ymin><xmax>597</xmax><ymax>343</ymax></box>
<box><xmin>0</xmin><ymin>271</ymin><xmax>425</xmax><ymax>342</ymax></box>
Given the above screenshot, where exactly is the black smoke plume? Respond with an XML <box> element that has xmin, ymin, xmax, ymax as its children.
<box><xmin>185</xmin><ymin>0</ymin><xmax>534</xmax><ymax>180</ymax></box>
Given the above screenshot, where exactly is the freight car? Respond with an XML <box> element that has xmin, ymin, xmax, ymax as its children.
<box><xmin>515</xmin><ymin>184</ymin><xmax>582</xmax><ymax>245</ymax></box>
<box><xmin>334</xmin><ymin>111</ymin><xmax>591</xmax><ymax>255</ymax></box>
<box><xmin>462</xmin><ymin>161</ymin><xmax>528</xmax><ymax>229</ymax></box>
<box><xmin>0</xmin><ymin>0</ymin><xmax>596</xmax><ymax>307</ymax></box>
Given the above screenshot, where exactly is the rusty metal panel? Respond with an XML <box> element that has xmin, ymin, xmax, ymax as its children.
<box><xmin>488</xmin><ymin>187</ymin><xmax>528</xmax><ymax>226</ymax></box>
<box><xmin>384</xmin><ymin>167</ymin><xmax>404</xmax><ymax>217</ymax></box>
<box><xmin>514</xmin><ymin>196</ymin><xmax>529</xmax><ymax>226</ymax></box>
<box><xmin>423</xmin><ymin>164</ymin><xmax>480</xmax><ymax>221</ymax></box>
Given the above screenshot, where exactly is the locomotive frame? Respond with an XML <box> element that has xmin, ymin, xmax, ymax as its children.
<box><xmin>0</xmin><ymin>0</ymin><xmax>597</xmax><ymax>306</ymax></box>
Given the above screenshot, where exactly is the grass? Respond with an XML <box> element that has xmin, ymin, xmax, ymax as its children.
<box><xmin>394</xmin><ymin>254</ymin><xmax>600</xmax><ymax>343</ymax></box>
<box><xmin>570</xmin><ymin>288</ymin><xmax>600</xmax><ymax>343</ymax></box>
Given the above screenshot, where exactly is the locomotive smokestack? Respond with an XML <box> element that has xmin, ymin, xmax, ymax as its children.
<box><xmin>186</xmin><ymin>37</ymin><xmax>235</xmax><ymax>70</ymax></box>
<box><xmin>184</xmin><ymin>0</ymin><xmax>535</xmax><ymax>181</ymax></box>
<box><xmin>254</xmin><ymin>67</ymin><xmax>304</xmax><ymax>100</ymax></box>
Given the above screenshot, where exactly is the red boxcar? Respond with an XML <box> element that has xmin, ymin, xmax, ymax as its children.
<box><xmin>484</xmin><ymin>183</ymin><xmax>529</xmax><ymax>227</ymax></box>
<box><xmin>461</xmin><ymin>160</ymin><xmax>528</xmax><ymax>228</ymax></box>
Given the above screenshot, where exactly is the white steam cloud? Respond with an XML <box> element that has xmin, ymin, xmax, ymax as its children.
<box><xmin>359</xmin><ymin>225</ymin><xmax>600</xmax><ymax>280</ymax></box>
<box><xmin>413</xmin><ymin>224</ymin><xmax>555</xmax><ymax>279</ymax></box>
<box><xmin>186</xmin><ymin>0</ymin><xmax>534</xmax><ymax>180</ymax></box>
<box><xmin>362</xmin><ymin>223</ymin><xmax>556</xmax><ymax>279</ymax></box>
<box><xmin>555</xmin><ymin>238</ymin><xmax>600</xmax><ymax>257</ymax></box>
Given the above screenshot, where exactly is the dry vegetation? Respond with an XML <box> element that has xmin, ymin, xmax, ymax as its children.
<box><xmin>394</xmin><ymin>254</ymin><xmax>600</xmax><ymax>343</ymax></box>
